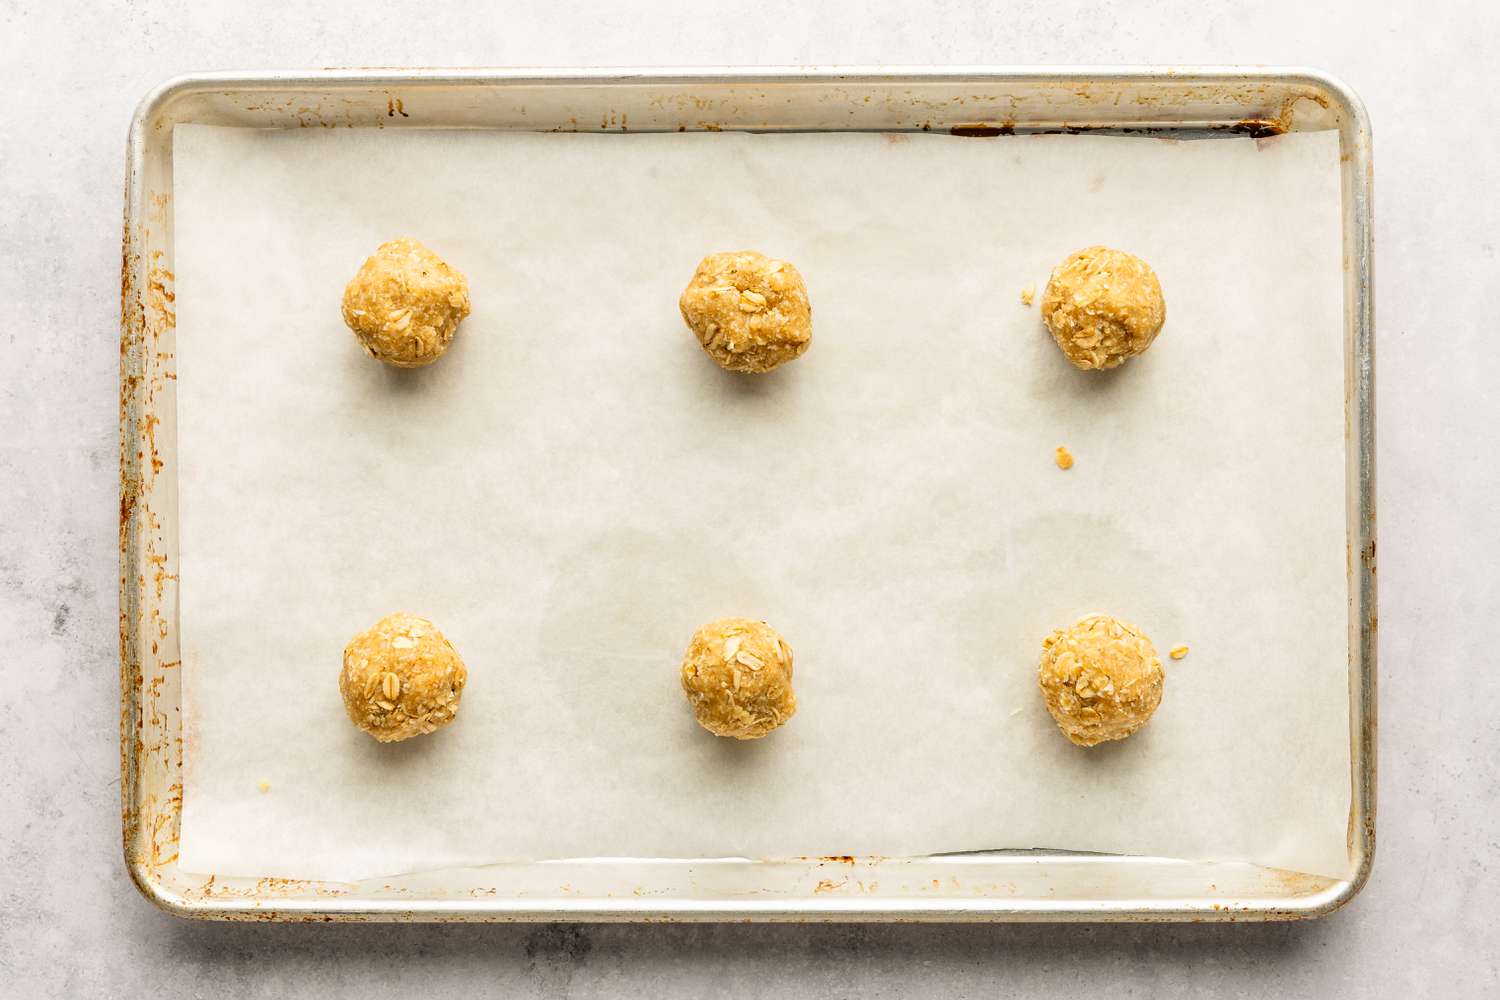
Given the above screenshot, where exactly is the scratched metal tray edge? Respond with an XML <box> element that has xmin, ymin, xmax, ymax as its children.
<box><xmin>119</xmin><ymin>66</ymin><xmax>1375</xmax><ymax>922</ymax></box>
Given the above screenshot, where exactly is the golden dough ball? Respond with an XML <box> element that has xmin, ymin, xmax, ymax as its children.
<box><xmin>339</xmin><ymin>613</ymin><xmax>468</xmax><ymax>742</ymax></box>
<box><xmin>679</xmin><ymin>251</ymin><xmax>812</xmax><ymax>373</ymax></box>
<box><xmin>1038</xmin><ymin>614</ymin><xmax>1164</xmax><ymax>747</ymax></box>
<box><xmin>1041</xmin><ymin>246</ymin><xmax>1165</xmax><ymax>370</ymax></box>
<box><xmin>680</xmin><ymin>617</ymin><xmax>797</xmax><ymax>739</ymax></box>
<box><xmin>341</xmin><ymin>237</ymin><xmax>471</xmax><ymax>368</ymax></box>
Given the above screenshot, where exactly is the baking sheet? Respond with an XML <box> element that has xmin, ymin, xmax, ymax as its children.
<box><xmin>173</xmin><ymin>124</ymin><xmax>1350</xmax><ymax>883</ymax></box>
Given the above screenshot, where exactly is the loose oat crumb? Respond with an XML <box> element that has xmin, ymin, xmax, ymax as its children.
<box><xmin>1170</xmin><ymin>645</ymin><xmax>1190</xmax><ymax>660</ymax></box>
<box><xmin>1054</xmin><ymin>446</ymin><xmax>1074</xmax><ymax>470</ymax></box>
<box><xmin>258</xmin><ymin>780</ymin><xmax>271</xmax><ymax>793</ymax></box>
<box><xmin>1020</xmin><ymin>283</ymin><xmax>1035</xmax><ymax>306</ymax></box>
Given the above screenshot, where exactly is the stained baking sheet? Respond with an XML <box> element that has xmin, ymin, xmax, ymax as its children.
<box><xmin>173</xmin><ymin>124</ymin><xmax>1349</xmax><ymax>883</ymax></box>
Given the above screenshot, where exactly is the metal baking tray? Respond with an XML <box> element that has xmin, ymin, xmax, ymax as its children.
<box><xmin>120</xmin><ymin>67</ymin><xmax>1375</xmax><ymax>922</ymax></box>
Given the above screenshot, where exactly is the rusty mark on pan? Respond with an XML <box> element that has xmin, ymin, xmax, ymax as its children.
<box><xmin>145</xmin><ymin>413</ymin><xmax>162</xmax><ymax>475</ymax></box>
<box><xmin>145</xmin><ymin>255</ymin><xmax>176</xmax><ymax>349</ymax></box>
<box><xmin>183</xmin><ymin>875</ymin><xmax>348</xmax><ymax>903</ymax></box>
<box><xmin>1263</xmin><ymin>867</ymin><xmax>1338</xmax><ymax>898</ymax></box>
<box><xmin>1035</xmin><ymin>125</ymin><xmax>1107</xmax><ymax>136</ymax></box>
<box><xmin>949</xmin><ymin>122</ymin><xmax>1015</xmax><ymax>137</ymax></box>
<box><xmin>122</xmin><ymin>197</ymin><xmax>184</xmax><ymax>889</ymax></box>
<box><xmin>120</xmin><ymin>215</ymin><xmax>146</xmax><ymax>857</ymax></box>
<box><xmin>1230</xmin><ymin>118</ymin><xmax>1286</xmax><ymax>139</ymax></box>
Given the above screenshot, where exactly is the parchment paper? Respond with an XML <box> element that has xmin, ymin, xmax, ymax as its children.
<box><xmin>173</xmin><ymin>124</ymin><xmax>1351</xmax><ymax>882</ymax></box>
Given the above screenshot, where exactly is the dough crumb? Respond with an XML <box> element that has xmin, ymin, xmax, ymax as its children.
<box><xmin>1054</xmin><ymin>446</ymin><xmax>1074</xmax><ymax>470</ymax></box>
<box><xmin>679</xmin><ymin>251</ymin><xmax>812</xmax><ymax>373</ymax></box>
<box><xmin>1169</xmin><ymin>644</ymin><xmax>1190</xmax><ymax>660</ymax></box>
<box><xmin>341</xmin><ymin>237</ymin><xmax>471</xmax><ymax>368</ymax></box>
<box><xmin>1038</xmin><ymin>614</ymin><xmax>1164</xmax><ymax>747</ymax></box>
<box><xmin>339</xmin><ymin>613</ymin><xmax>468</xmax><ymax>742</ymax></box>
<box><xmin>1042</xmin><ymin>246</ymin><xmax>1165</xmax><ymax>370</ymax></box>
<box><xmin>680</xmin><ymin>617</ymin><xmax>797</xmax><ymax>739</ymax></box>
<box><xmin>1020</xmin><ymin>283</ymin><xmax>1035</xmax><ymax>306</ymax></box>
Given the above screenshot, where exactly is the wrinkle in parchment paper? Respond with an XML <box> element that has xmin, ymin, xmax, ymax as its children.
<box><xmin>173</xmin><ymin>125</ymin><xmax>1350</xmax><ymax>882</ymax></box>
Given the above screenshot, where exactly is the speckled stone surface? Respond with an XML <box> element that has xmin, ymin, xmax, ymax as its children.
<box><xmin>2</xmin><ymin>1</ymin><xmax>1497</xmax><ymax>996</ymax></box>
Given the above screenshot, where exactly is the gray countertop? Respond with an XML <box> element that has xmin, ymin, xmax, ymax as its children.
<box><xmin>2</xmin><ymin>1</ymin><xmax>1495</xmax><ymax>996</ymax></box>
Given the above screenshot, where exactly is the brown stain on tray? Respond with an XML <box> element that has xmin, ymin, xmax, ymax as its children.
<box><xmin>121</xmin><ymin>194</ymin><xmax>187</xmax><ymax>897</ymax></box>
<box><xmin>1230</xmin><ymin>118</ymin><xmax>1287</xmax><ymax>139</ymax></box>
<box><xmin>949</xmin><ymin>122</ymin><xmax>1015</xmax><ymax>137</ymax></box>
<box><xmin>119</xmin><ymin>216</ymin><xmax>146</xmax><ymax>858</ymax></box>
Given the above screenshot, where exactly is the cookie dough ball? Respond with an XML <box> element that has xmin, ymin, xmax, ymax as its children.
<box><xmin>1041</xmin><ymin>246</ymin><xmax>1165</xmax><ymax>370</ymax></box>
<box><xmin>680</xmin><ymin>617</ymin><xmax>797</xmax><ymax>739</ymax></box>
<box><xmin>679</xmin><ymin>251</ymin><xmax>812</xmax><ymax>373</ymax></box>
<box><xmin>1038</xmin><ymin>614</ymin><xmax>1164</xmax><ymax>747</ymax></box>
<box><xmin>341</xmin><ymin>237</ymin><xmax>471</xmax><ymax>368</ymax></box>
<box><xmin>339</xmin><ymin>613</ymin><xmax>468</xmax><ymax>742</ymax></box>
